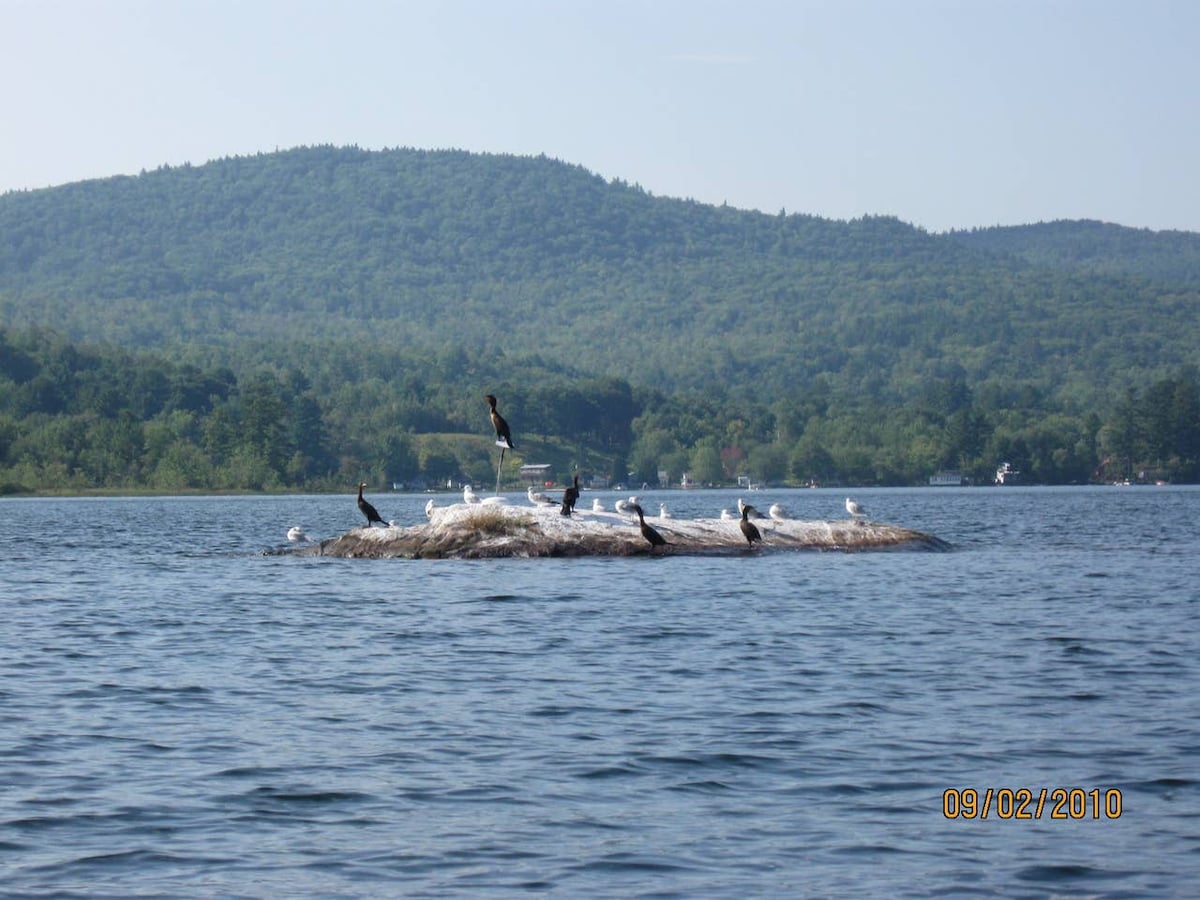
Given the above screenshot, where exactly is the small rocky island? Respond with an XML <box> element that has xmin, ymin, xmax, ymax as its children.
<box><xmin>294</xmin><ymin>502</ymin><xmax>949</xmax><ymax>559</ymax></box>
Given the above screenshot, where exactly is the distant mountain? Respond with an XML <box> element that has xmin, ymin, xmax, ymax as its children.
<box><xmin>2</xmin><ymin>145</ymin><xmax>1198</xmax><ymax>411</ymax></box>
<box><xmin>946</xmin><ymin>220</ymin><xmax>1200</xmax><ymax>288</ymax></box>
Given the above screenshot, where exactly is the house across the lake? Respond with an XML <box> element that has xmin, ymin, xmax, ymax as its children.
<box><xmin>519</xmin><ymin>463</ymin><xmax>553</xmax><ymax>486</ymax></box>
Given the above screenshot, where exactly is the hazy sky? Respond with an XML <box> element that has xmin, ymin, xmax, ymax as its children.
<box><xmin>4</xmin><ymin>0</ymin><xmax>1198</xmax><ymax>233</ymax></box>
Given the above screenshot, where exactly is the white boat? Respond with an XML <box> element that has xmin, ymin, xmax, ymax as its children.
<box><xmin>994</xmin><ymin>462</ymin><xmax>1020</xmax><ymax>485</ymax></box>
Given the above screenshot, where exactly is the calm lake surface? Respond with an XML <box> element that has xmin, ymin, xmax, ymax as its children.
<box><xmin>2</xmin><ymin>486</ymin><xmax>1198</xmax><ymax>897</ymax></box>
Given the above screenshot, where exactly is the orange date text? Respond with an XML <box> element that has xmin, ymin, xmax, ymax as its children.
<box><xmin>942</xmin><ymin>787</ymin><xmax>1122</xmax><ymax>820</ymax></box>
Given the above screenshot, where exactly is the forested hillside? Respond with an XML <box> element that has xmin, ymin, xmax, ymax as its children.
<box><xmin>1</xmin><ymin>146</ymin><xmax>1198</xmax><ymax>492</ymax></box>
<box><xmin>948</xmin><ymin>220</ymin><xmax>1200</xmax><ymax>288</ymax></box>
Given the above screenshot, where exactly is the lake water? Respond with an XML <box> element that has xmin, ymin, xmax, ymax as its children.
<box><xmin>1</xmin><ymin>486</ymin><xmax>1197</xmax><ymax>897</ymax></box>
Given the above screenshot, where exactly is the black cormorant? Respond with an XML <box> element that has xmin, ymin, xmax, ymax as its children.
<box><xmin>740</xmin><ymin>504</ymin><xmax>763</xmax><ymax>548</ymax></box>
<box><xmin>561</xmin><ymin>473</ymin><xmax>580</xmax><ymax>516</ymax></box>
<box><xmin>485</xmin><ymin>394</ymin><xmax>514</xmax><ymax>449</ymax></box>
<box><xmin>357</xmin><ymin>482</ymin><xmax>388</xmax><ymax>527</ymax></box>
<box><xmin>630</xmin><ymin>503</ymin><xmax>668</xmax><ymax>549</ymax></box>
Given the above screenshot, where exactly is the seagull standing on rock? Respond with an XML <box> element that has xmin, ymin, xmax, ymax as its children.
<box><xmin>528</xmin><ymin>485</ymin><xmax>555</xmax><ymax>506</ymax></box>
<box><xmin>614</xmin><ymin>496</ymin><xmax>640</xmax><ymax>521</ymax></box>
<box><xmin>737</xmin><ymin>498</ymin><xmax>764</xmax><ymax>519</ymax></box>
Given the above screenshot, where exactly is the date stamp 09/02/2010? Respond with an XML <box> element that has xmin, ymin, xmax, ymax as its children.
<box><xmin>943</xmin><ymin>787</ymin><xmax>1123</xmax><ymax>820</ymax></box>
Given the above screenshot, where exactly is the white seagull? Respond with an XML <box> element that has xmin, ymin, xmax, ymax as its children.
<box><xmin>463</xmin><ymin>484</ymin><xmax>480</xmax><ymax>504</ymax></box>
<box><xmin>658</xmin><ymin>502</ymin><xmax>672</xmax><ymax>519</ymax></box>
<box><xmin>425</xmin><ymin>498</ymin><xmax>436</xmax><ymax>518</ymax></box>
<box><xmin>768</xmin><ymin>503</ymin><xmax>787</xmax><ymax>520</ymax></box>
<box><xmin>845</xmin><ymin>497</ymin><xmax>867</xmax><ymax>521</ymax></box>
<box><xmin>737</xmin><ymin>498</ymin><xmax>764</xmax><ymax>518</ymax></box>
<box><xmin>592</xmin><ymin>498</ymin><xmax>606</xmax><ymax>512</ymax></box>
<box><xmin>720</xmin><ymin>508</ymin><xmax>734</xmax><ymax>520</ymax></box>
<box><xmin>527</xmin><ymin>485</ymin><xmax>554</xmax><ymax>506</ymax></box>
<box><xmin>613</xmin><ymin>496</ymin><xmax>641</xmax><ymax>520</ymax></box>
<box><xmin>287</xmin><ymin>526</ymin><xmax>308</xmax><ymax>542</ymax></box>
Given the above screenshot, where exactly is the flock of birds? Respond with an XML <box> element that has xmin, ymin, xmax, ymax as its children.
<box><xmin>325</xmin><ymin>484</ymin><xmax>871</xmax><ymax>553</ymax></box>
<box><xmin>287</xmin><ymin>393</ymin><xmax>873</xmax><ymax>551</ymax></box>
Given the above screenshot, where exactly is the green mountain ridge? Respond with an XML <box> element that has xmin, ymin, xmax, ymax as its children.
<box><xmin>4</xmin><ymin>144</ymin><xmax>1196</xmax><ymax>405</ymax></box>
<box><xmin>947</xmin><ymin>219</ymin><xmax>1200</xmax><ymax>288</ymax></box>
<box><xmin>2</xmin><ymin>145</ymin><xmax>1198</xmax><ymax>491</ymax></box>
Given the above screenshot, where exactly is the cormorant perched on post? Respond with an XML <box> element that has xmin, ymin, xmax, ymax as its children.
<box><xmin>560</xmin><ymin>473</ymin><xmax>580</xmax><ymax>516</ymax></box>
<box><xmin>485</xmin><ymin>393</ymin><xmax>514</xmax><ymax>496</ymax></box>
<box><xmin>739</xmin><ymin>503</ymin><xmax>763</xmax><ymax>548</ymax></box>
<box><xmin>630</xmin><ymin>503</ymin><xmax>668</xmax><ymax>550</ymax></box>
<box><xmin>357</xmin><ymin>482</ymin><xmax>388</xmax><ymax>527</ymax></box>
<box><xmin>485</xmin><ymin>394</ymin><xmax>514</xmax><ymax>449</ymax></box>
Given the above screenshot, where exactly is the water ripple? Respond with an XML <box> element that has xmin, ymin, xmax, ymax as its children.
<box><xmin>1</xmin><ymin>488</ymin><xmax>1198</xmax><ymax>896</ymax></box>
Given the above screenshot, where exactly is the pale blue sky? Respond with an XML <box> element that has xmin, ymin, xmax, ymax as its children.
<box><xmin>4</xmin><ymin>0</ymin><xmax>1198</xmax><ymax>233</ymax></box>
